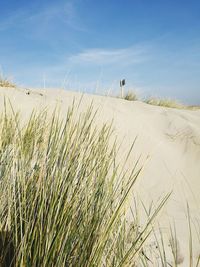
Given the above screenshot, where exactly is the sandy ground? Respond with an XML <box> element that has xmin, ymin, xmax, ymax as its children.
<box><xmin>0</xmin><ymin>87</ymin><xmax>200</xmax><ymax>266</ymax></box>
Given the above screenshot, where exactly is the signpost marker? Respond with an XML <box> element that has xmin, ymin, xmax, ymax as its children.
<box><xmin>120</xmin><ymin>79</ymin><xmax>126</xmax><ymax>98</ymax></box>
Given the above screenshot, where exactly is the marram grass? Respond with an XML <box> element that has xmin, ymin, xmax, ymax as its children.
<box><xmin>0</xmin><ymin>103</ymin><xmax>169</xmax><ymax>267</ymax></box>
<box><xmin>0</xmin><ymin>76</ymin><xmax>16</xmax><ymax>88</ymax></box>
<box><xmin>144</xmin><ymin>97</ymin><xmax>184</xmax><ymax>109</ymax></box>
<box><xmin>123</xmin><ymin>91</ymin><xmax>138</xmax><ymax>101</ymax></box>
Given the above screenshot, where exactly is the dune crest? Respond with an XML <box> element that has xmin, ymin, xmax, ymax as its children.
<box><xmin>0</xmin><ymin>87</ymin><xmax>200</xmax><ymax>265</ymax></box>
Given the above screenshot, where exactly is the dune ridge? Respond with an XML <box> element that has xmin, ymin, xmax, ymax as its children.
<box><xmin>0</xmin><ymin>87</ymin><xmax>200</xmax><ymax>266</ymax></box>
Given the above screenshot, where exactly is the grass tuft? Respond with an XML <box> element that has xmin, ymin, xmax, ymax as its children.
<box><xmin>0</xmin><ymin>75</ymin><xmax>16</xmax><ymax>88</ymax></box>
<box><xmin>0</xmin><ymin>102</ymin><xmax>169</xmax><ymax>266</ymax></box>
<box><xmin>145</xmin><ymin>97</ymin><xmax>184</xmax><ymax>109</ymax></box>
<box><xmin>0</xmin><ymin>101</ymin><xmax>198</xmax><ymax>266</ymax></box>
<box><xmin>123</xmin><ymin>91</ymin><xmax>138</xmax><ymax>101</ymax></box>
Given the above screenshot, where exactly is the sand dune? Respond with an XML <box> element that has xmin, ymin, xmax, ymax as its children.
<box><xmin>0</xmin><ymin>87</ymin><xmax>200</xmax><ymax>266</ymax></box>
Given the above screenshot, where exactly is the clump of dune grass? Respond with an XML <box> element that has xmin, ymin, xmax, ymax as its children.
<box><xmin>0</xmin><ymin>101</ymin><xmax>169</xmax><ymax>267</ymax></box>
<box><xmin>0</xmin><ymin>101</ymin><xmax>198</xmax><ymax>266</ymax></box>
<box><xmin>123</xmin><ymin>91</ymin><xmax>138</xmax><ymax>101</ymax></box>
<box><xmin>0</xmin><ymin>75</ymin><xmax>16</xmax><ymax>88</ymax></box>
<box><xmin>187</xmin><ymin>105</ymin><xmax>200</xmax><ymax>110</ymax></box>
<box><xmin>145</xmin><ymin>97</ymin><xmax>184</xmax><ymax>109</ymax></box>
<box><xmin>145</xmin><ymin>97</ymin><xmax>200</xmax><ymax>110</ymax></box>
<box><xmin>116</xmin><ymin>90</ymin><xmax>138</xmax><ymax>101</ymax></box>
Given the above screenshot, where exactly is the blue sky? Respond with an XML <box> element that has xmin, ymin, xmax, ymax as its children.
<box><xmin>0</xmin><ymin>0</ymin><xmax>200</xmax><ymax>104</ymax></box>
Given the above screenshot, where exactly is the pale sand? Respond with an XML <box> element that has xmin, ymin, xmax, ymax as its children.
<box><xmin>0</xmin><ymin>87</ymin><xmax>200</xmax><ymax>265</ymax></box>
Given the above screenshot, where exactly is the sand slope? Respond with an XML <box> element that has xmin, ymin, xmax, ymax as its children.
<box><xmin>0</xmin><ymin>87</ymin><xmax>200</xmax><ymax>266</ymax></box>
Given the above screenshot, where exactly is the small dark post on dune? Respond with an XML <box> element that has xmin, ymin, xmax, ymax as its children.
<box><xmin>120</xmin><ymin>79</ymin><xmax>125</xmax><ymax>98</ymax></box>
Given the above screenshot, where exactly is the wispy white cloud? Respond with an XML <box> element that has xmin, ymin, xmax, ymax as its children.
<box><xmin>0</xmin><ymin>1</ymin><xmax>86</xmax><ymax>33</ymax></box>
<box><xmin>68</xmin><ymin>46</ymin><xmax>149</xmax><ymax>66</ymax></box>
<box><xmin>27</xmin><ymin>1</ymin><xmax>86</xmax><ymax>32</ymax></box>
<box><xmin>10</xmin><ymin>45</ymin><xmax>149</xmax><ymax>89</ymax></box>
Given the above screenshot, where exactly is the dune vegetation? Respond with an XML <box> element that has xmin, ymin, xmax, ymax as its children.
<box><xmin>123</xmin><ymin>91</ymin><xmax>138</xmax><ymax>101</ymax></box>
<box><xmin>120</xmin><ymin>90</ymin><xmax>183</xmax><ymax>108</ymax></box>
<box><xmin>120</xmin><ymin>90</ymin><xmax>200</xmax><ymax>110</ymax></box>
<box><xmin>0</xmin><ymin>75</ymin><xmax>16</xmax><ymax>88</ymax></box>
<box><xmin>0</xmin><ymin>99</ymin><xmax>199</xmax><ymax>266</ymax></box>
<box><xmin>0</xmin><ymin>101</ymin><xmax>171</xmax><ymax>267</ymax></box>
